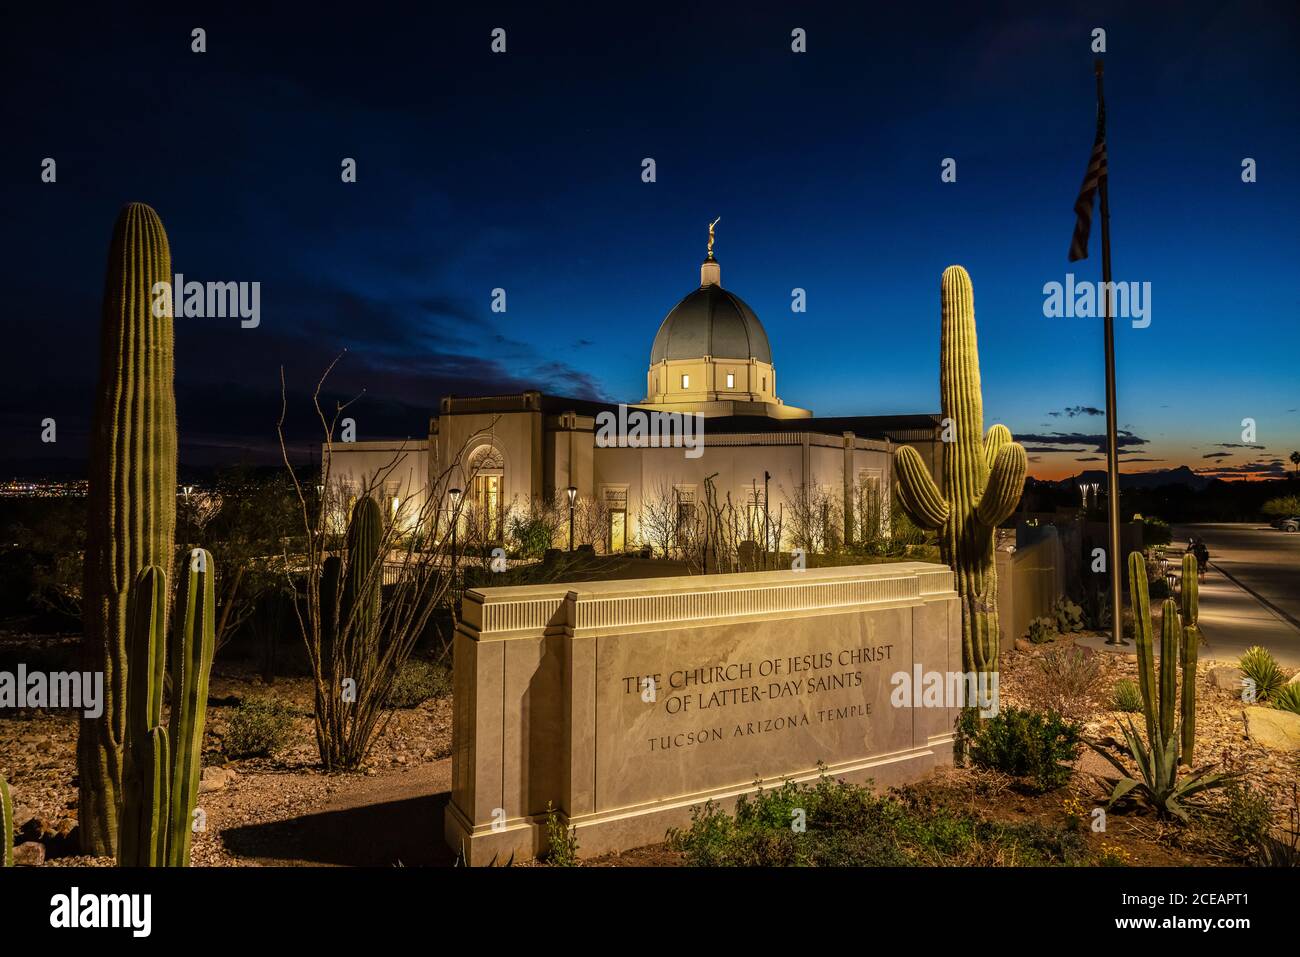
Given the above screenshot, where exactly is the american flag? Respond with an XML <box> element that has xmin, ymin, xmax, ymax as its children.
<box><xmin>1068</xmin><ymin>100</ymin><xmax>1108</xmax><ymax>262</ymax></box>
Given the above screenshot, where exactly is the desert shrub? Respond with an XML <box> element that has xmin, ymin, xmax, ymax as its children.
<box><xmin>1216</xmin><ymin>780</ymin><xmax>1274</xmax><ymax>858</ymax></box>
<box><xmin>1239</xmin><ymin>646</ymin><xmax>1285</xmax><ymax>702</ymax></box>
<box><xmin>1272</xmin><ymin>682</ymin><xmax>1300</xmax><ymax>716</ymax></box>
<box><xmin>544</xmin><ymin>801</ymin><xmax>579</xmax><ymax>866</ymax></box>
<box><xmin>1019</xmin><ymin>646</ymin><xmax>1102</xmax><ymax>721</ymax></box>
<box><xmin>508</xmin><ymin>512</ymin><xmax>558</xmax><ymax>558</ymax></box>
<box><xmin>384</xmin><ymin>658</ymin><xmax>452</xmax><ymax>709</ymax></box>
<box><xmin>667</xmin><ymin>774</ymin><xmax>1086</xmax><ymax>867</ymax></box>
<box><xmin>223</xmin><ymin>697</ymin><xmax>295</xmax><ymax>758</ymax></box>
<box><xmin>1111</xmin><ymin>679</ymin><xmax>1143</xmax><ymax>713</ymax></box>
<box><xmin>1140</xmin><ymin>516</ymin><xmax>1172</xmax><ymax>546</ymax></box>
<box><xmin>956</xmin><ymin>706</ymin><xmax>1081</xmax><ymax>793</ymax></box>
<box><xmin>1025</xmin><ymin>616</ymin><xmax>1057</xmax><ymax>644</ymax></box>
<box><xmin>1054</xmin><ymin>598</ymin><xmax>1085</xmax><ymax>633</ymax></box>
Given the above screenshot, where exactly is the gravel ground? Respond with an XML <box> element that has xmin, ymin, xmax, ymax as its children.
<box><xmin>2</xmin><ymin>632</ymin><xmax>1295</xmax><ymax>867</ymax></box>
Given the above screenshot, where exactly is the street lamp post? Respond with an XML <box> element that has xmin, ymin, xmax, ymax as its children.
<box><xmin>566</xmin><ymin>486</ymin><xmax>577</xmax><ymax>552</ymax></box>
<box><xmin>448</xmin><ymin>487</ymin><xmax>461</xmax><ymax>576</ymax></box>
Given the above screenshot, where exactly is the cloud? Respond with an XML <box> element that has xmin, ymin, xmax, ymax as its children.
<box><xmin>1202</xmin><ymin>452</ymin><xmax>1232</xmax><ymax>459</ymax></box>
<box><xmin>1196</xmin><ymin>460</ymin><xmax>1288</xmax><ymax>476</ymax></box>
<box><xmin>1212</xmin><ymin>443</ymin><xmax>1265</xmax><ymax>449</ymax></box>
<box><xmin>1013</xmin><ymin>430</ymin><xmax>1149</xmax><ymax>455</ymax></box>
<box><xmin>1047</xmin><ymin>405</ymin><xmax>1104</xmax><ymax>418</ymax></box>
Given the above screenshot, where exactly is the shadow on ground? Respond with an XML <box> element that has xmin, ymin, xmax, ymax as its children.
<box><xmin>221</xmin><ymin>791</ymin><xmax>457</xmax><ymax>866</ymax></box>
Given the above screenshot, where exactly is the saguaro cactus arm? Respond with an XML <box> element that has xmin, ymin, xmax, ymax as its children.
<box><xmin>984</xmin><ymin>424</ymin><xmax>1014</xmax><ymax>468</ymax></box>
<box><xmin>167</xmin><ymin>549</ymin><xmax>216</xmax><ymax>867</ymax></box>
<box><xmin>893</xmin><ymin>445</ymin><xmax>949</xmax><ymax>529</ymax></box>
<box><xmin>977</xmin><ymin>442</ymin><xmax>1027</xmax><ymax>527</ymax></box>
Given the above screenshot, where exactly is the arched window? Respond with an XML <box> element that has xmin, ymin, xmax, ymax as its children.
<box><xmin>467</xmin><ymin>444</ymin><xmax>505</xmax><ymax>542</ymax></box>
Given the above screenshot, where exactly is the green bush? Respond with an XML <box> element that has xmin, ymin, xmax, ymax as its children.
<box><xmin>1111</xmin><ymin>678</ymin><xmax>1143</xmax><ymax>713</ymax></box>
<box><xmin>1026</xmin><ymin>616</ymin><xmax>1057</xmax><ymax>644</ymax></box>
<box><xmin>1261</xmin><ymin>495</ymin><xmax>1300</xmax><ymax>520</ymax></box>
<box><xmin>1140</xmin><ymin>516</ymin><xmax>1172</xmax><ymax>546</ymax></box>
<box><xmin>508</xmin><ymin>513</ymin><xmax>557</xmax><ymax>559</ymax></box>
<box><xmin>1239</xmin><ymin>646</ymin><xmax>1285</xmax><ymax>702</ymax></box>
<box><xmin>956</xmin><ymin>706</ymin><xmax>1081</xmax><ymax>793</ymax></box>
<box><xmin>544</xmin><ymin>801</ymin><xmax>579</xmax><ymax>866</ymax></box>
<box><xmin>223</xmin><ymin>697</ymin><xmax>295</xmax><ymax>758</ymax></box>
<box><xmin>667</xmin><ymin>773</ymin><xmax>1086</xmax><ymax>867</ymax></box>
<box><xmin>1272</xmin><ymin>682</ymin><xmax>1300</xmax><ymax>716</ymax></box>
<box><xmin>384</xmin><ymin>659</ymin><xmax>452</xmax><ymax>709</ymax></box>
<box><xmin>1216</xmin><ymin>780</ymin><xmax>1274</xmax><ymax>858</ymax></box>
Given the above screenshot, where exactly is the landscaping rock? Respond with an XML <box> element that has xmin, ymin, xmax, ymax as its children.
<box><xmin>1208</xmin><ymin>666</ymin><xmax>1245</xmax><ymax>691</ymax></box>
<box><xmin>13</xmin><ymin>841</ymin><xmax>46</xmax><ymax>866</ymax></box>
<box><xmin>1243</xmin><ymin>707</ymin><xmax>1300</xmax><ymax>752</ymax></box>
<box><xmin>18</xmin><ymin>816</ymin><xmax>53</xmax><ymax>843</ymax></box>
<box><xmin>199</xmin><ymin>766</ymin><xmax>234</xmax><ymax>793</ymax></box>
<box><xmin>1014</xmin><ymin>639</ymin><xmax>1034</xmax><ymax>653</ymax></box>
<box><xmin>1288</xmin><ymin>671</ymin><xmax>1300</xmax><ymax>686</ymax></box>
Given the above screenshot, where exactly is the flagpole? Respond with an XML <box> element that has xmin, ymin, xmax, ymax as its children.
<box><xmin>1096</xmin><ymin>59</ymin><xmax>1125</xmax><ymax>646</ymax></box>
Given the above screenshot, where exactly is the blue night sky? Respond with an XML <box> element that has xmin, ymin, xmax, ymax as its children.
<box><xmin>2</xmin><ymin>2</ymin><xmax>1297</xmax><ymax>479</ymax></box>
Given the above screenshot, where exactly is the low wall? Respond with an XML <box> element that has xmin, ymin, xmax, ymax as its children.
<box><xmin>997</xmin><ymin>528</ymin><xmax>1066</xmax><ymax>651</ymax></box>
<box><xmin>446</xmin><ymin>562</ymin><xmax>962</xmax><ymax>864</ymax></box>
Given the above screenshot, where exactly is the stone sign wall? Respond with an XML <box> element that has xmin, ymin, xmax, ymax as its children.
<box><xmin>445</xmin><ymin>562</ymin><xmax>961</xmax><ymax>864</ymax></box>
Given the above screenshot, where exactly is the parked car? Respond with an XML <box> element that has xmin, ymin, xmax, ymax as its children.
<box><xmin>1282</xmin><ymin>518</ymin><xmax>1300</xmax><ymax>532</ymax></box>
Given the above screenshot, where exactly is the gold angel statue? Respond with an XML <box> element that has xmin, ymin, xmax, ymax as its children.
<box><xmin>707</xmin><ymin>217</ymin><xmax>720</xmax><ymax>259</ymax></box>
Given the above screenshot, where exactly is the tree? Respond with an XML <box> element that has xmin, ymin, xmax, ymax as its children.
<box><xmin>1261</xmin><ymin>495</ymin><xmax>1300</xmax><ymax>519</ymax></box>
<box><xmin>1291</xmin><ymin>451</ymin><xmax>1300</xmax><ymax>478</ymax></box>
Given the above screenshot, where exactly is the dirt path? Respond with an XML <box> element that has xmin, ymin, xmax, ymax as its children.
<box><xmin>197</xmin><ymin>759</ymin><xmax>456</xmax><ymax>867</ymax></box>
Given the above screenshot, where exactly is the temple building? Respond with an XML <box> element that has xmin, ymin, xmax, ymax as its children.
<box><xmin>330</xmin><ymin>228</ymin><xmax>942</xmax><ymax>553</ymax></box>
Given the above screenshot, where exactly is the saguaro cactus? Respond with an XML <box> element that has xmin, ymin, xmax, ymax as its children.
<box><xmin>79</xmin><ymin>203</ymin><xmax>177</xmax><ymax>857</ymax></box>
<box><xmin>1</xmin><ymin>773</ymin><xmax>13</xmax><ymax>867</ymax></box>
<box><xmin>117</xmin><ymin>552</ymin><xmax>217</xmax><ymax>867</ymax></box>
<box><xmin>893</xmin><ymin>266</ymin><xmax>1027</xmax><ymax>675</ymax></box>
<box><xmin>342</xmin><ymin>496</ymin><xmax>383</xmax><ymax>640</ymax></box>
<box><xmin>1130</xmin><ymin>551</ymin><xmax>1200</xmax><ymax>766</ymax></box>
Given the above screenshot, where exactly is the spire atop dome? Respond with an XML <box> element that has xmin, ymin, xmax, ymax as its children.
<box><xmin>701</xmin><ymin>216</ymin><xmax>722</xmax><ymax>286</ymax></box>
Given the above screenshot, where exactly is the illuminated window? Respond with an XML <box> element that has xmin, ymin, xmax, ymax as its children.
<box><xmin>681</xmin><ymin>374</ymin><xmax>689</xmax><ymax>388</ymax></box>
<box><xmin>726</xmin><ymin>372</ymin><xmax>734</xmax><ymax>389</ymax></box>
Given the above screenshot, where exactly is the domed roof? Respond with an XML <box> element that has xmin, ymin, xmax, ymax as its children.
<box><xmin>650</xmin><ymin>283</ymin><xmax>772</xmax><ymax>364</ymax></box>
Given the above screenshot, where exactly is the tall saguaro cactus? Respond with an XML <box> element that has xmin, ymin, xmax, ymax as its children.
<box><xmin>893</xmin><ymin>266</ymin><xmax>1027</xmax><ymax>675</ymax></box>
<box><xmin>79</xmin><ymin>203</ymin><xmax>177</xmax><ymax>857</ymax></box>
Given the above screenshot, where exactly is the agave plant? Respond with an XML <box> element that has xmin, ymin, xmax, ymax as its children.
<box><xmin>1090</xmin><ymin>717</ymin><xmax>1234</xmax><ymax>823</ymax></box>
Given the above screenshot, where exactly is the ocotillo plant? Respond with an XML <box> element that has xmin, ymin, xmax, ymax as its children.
<box><xmin>1129</xmin><ymin>551</ymin><xmax>1199</xmax><ymax>766</ymax></box>
<box><xmin>893</xmin><ymin>266</ymin><xmax>1027</xmax><ymax>675</ymax></box>
<box><xmin>80</xmin><ymin>202</ymin><xmax>177</xmax><ymax>857</ymax></box>
<box><xmin>1</xmin><ymin>772</ymin><xmax>13</xmax><ymax>867</ymax></box>
<box><xmin>117</xmin><ymin>550</ymin><xmax>216</xmax><ymax>867</ymax></box>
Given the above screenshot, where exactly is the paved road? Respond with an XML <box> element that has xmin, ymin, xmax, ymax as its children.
<box><xmin>1172</xmin><ymin>522</ymin><xmax>1300</xmax><ymax>667</ymax></box>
